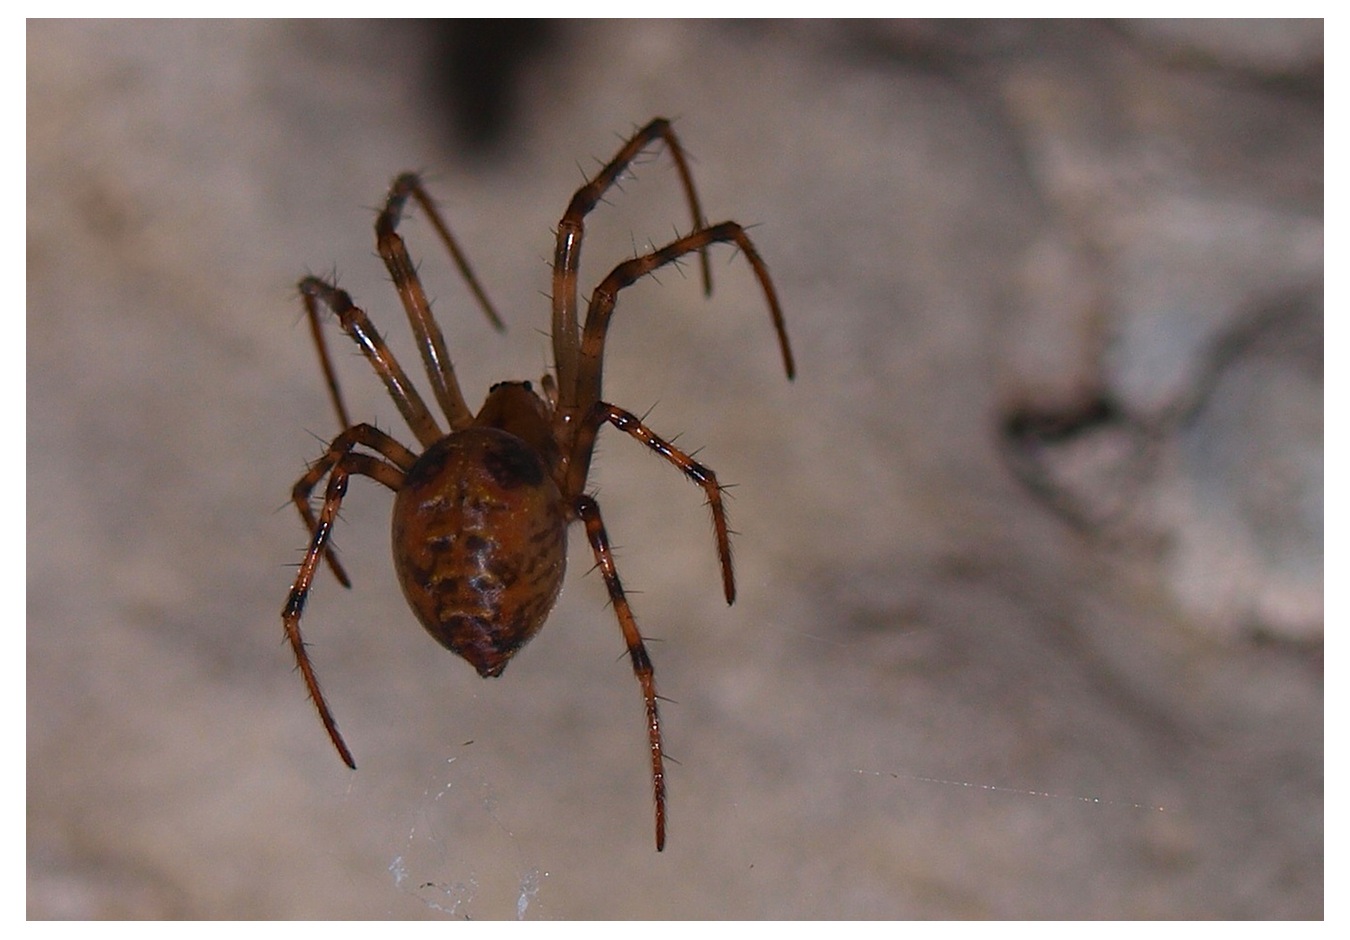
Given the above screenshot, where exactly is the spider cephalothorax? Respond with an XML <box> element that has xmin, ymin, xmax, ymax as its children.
<box><xmin>283</xmin><ymin>118</ymin><xmax>793</xmax><ymax>850</ymax></box>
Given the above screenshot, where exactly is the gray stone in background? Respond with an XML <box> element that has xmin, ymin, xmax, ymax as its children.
<box><xmin>28</xmin><ymin>20</ymin><xmax>1320</xmax><ymax>918</ymax></box>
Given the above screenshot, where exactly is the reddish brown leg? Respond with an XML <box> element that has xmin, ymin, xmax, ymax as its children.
<box><xmin>574</xmin><ymin>495</ymin><xmax>668</xmax><ymax>851</ymax></box>
<box><xmin>302</xmin><ymin>284</ymin><xmax>353</xmax><ymax>432</ymax></box>
<box><xmin>568</xmin><ymin>402</ymin><xmax>735</xmax><ymax>604</ymax></box>
<box><xmin>284</xmin><ymin>424</ymin><xmax>417</xmax><ymax>769</ymax></box>
<box><xmin>376</xmin><ymin>174</ymin><xmax>501</xmax><ymax>431</ymax></box>
<box><xmin>569</xmin><ymin>222</ymin><xmax>794</xmax><ymax>444</ymax></box>
<box><xmin>553</xmin><ymin>118</ymin><xmax>713</xmax><ymax>422</ymax></box>
<box><xmin>382</xmin><ymin>173</ymin><xmax>505</xmax><ymax>331</ymax></box>
<box><xmin>291</xmin><ymin>424</ymin><xmax>418</xmax><ymax>586</ymax></box>
<box><xmin>299</xmin><ymin>277</ymin><xmax>444</xmax><ymax>448</ymax></box>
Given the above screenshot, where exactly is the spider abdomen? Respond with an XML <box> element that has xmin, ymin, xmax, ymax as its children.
<box><xmin>391</xmin><ymin>427</ymin><xmax>568</xmax><ymax>678</ymax></box>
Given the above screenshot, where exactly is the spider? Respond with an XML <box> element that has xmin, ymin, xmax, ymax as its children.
<box><xmin>283</xmin><ymin>118</ymin><xmax>794</xmax><ymax>851</ymax></box>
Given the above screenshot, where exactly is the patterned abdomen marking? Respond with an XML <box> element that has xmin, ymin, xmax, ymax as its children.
<box><xmin>392</xmin><ymin>428</ymin><xmax>568</xmax><ymax>677</ymax></box>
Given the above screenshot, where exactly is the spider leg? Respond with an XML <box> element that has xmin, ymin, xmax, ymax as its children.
<box><xmin>291</xmin><ymin>423</ymin><xmax>418</xmax><ymax>585</ymax></box>
<box><xmin>574</xmin><ymin>494</ymin><xmax>668</xmax><ymax>852</ymax></box>
<box><xmin>384</xmin><ymin>173</ymin><xmax>505</xmax><ymax>331</ymax></box>
<box><xmin>570</xmin><ymin>402</ymin><xmax>736</xmax><ymax>604</ymax></box>
<box><xmin>377</xmin><ymin>175</ymin><xmax>498</xmax><ymax>431</ymax></box>
<box><xmin>284</xmin><ymin>424</ymin><xmax>416</xmax><ymax>768</ymax></box>
<box><xmin>299</xmin><ymin>277</ymin><xmax>444</xmax><ymax>448</ymax></box>
<box><xmin>570</xmin><ymin>223</ymin><xmax>793</xmax><ymax>434</ymax></box>
<box><xmin>302</xmin><ymin>285</ymin><xmax>353</xmax><ymax>432</ymax></box>
<box><xmin>553</xmin><ymin>119</ymin><xmax>712</xmax><ymax>419</ymax></box>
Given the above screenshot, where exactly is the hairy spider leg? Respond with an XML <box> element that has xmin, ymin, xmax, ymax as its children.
<box><xmin>377</xmin><ymin>174</ymin><xmax>503</xmax><ymax>431</ymax></box>
<box><xmin>299</xmin><ymin>277</ymin><xmax>444</xmax><ymax>448</ymax></box>
<box><xmin>290</xmin><ymin>424</ymin><xmax>418</xmax><ymax>586</ymax></box>
<box><xmin>574</xmin><ymin>494</ymin><xmax>668</xmax><ymax>851</ymax></box>
<box><xmin>302</xmin><ymin>286</ymin><xmax>353</xmax><ymax>432</ymax></box>
<box><xmin>385</xmin><ymin>173</ymin><xmax>505</xmax><ymax>332</ymax></box>
<box><xmin>299</xmin><ymin>280</ymin><xmax>435</xmax><ymax>583</ymax></box>
<box><xmin>284</xmin><ymin>423</ymin><xmax>417</xmax><ymax>769</ymax></box>
<box><xmin>570</xmin><ymin>401</ymin><xmax>736</xmax><ymax>604</ymax></box>
<box><xmin>552</xmin><ymin>118</ymin><xmax>712</xmax><ymax>426</ymax></box>
<box><xmin>565</xmin><ymin>222</ymin><xmax>794</xmax><ymax>485</ymax></box>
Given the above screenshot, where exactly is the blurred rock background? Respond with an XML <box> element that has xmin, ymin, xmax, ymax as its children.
<box><xmin>27</xmin><ymin>20</ymin><xmax>1322</xmax><ymax>918</ymax></box>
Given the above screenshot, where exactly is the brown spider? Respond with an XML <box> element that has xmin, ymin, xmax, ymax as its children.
<box><xmin>283</xmin><ymin>118</ymin><xmax>794</xmax><ymax>851</ymax></box>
